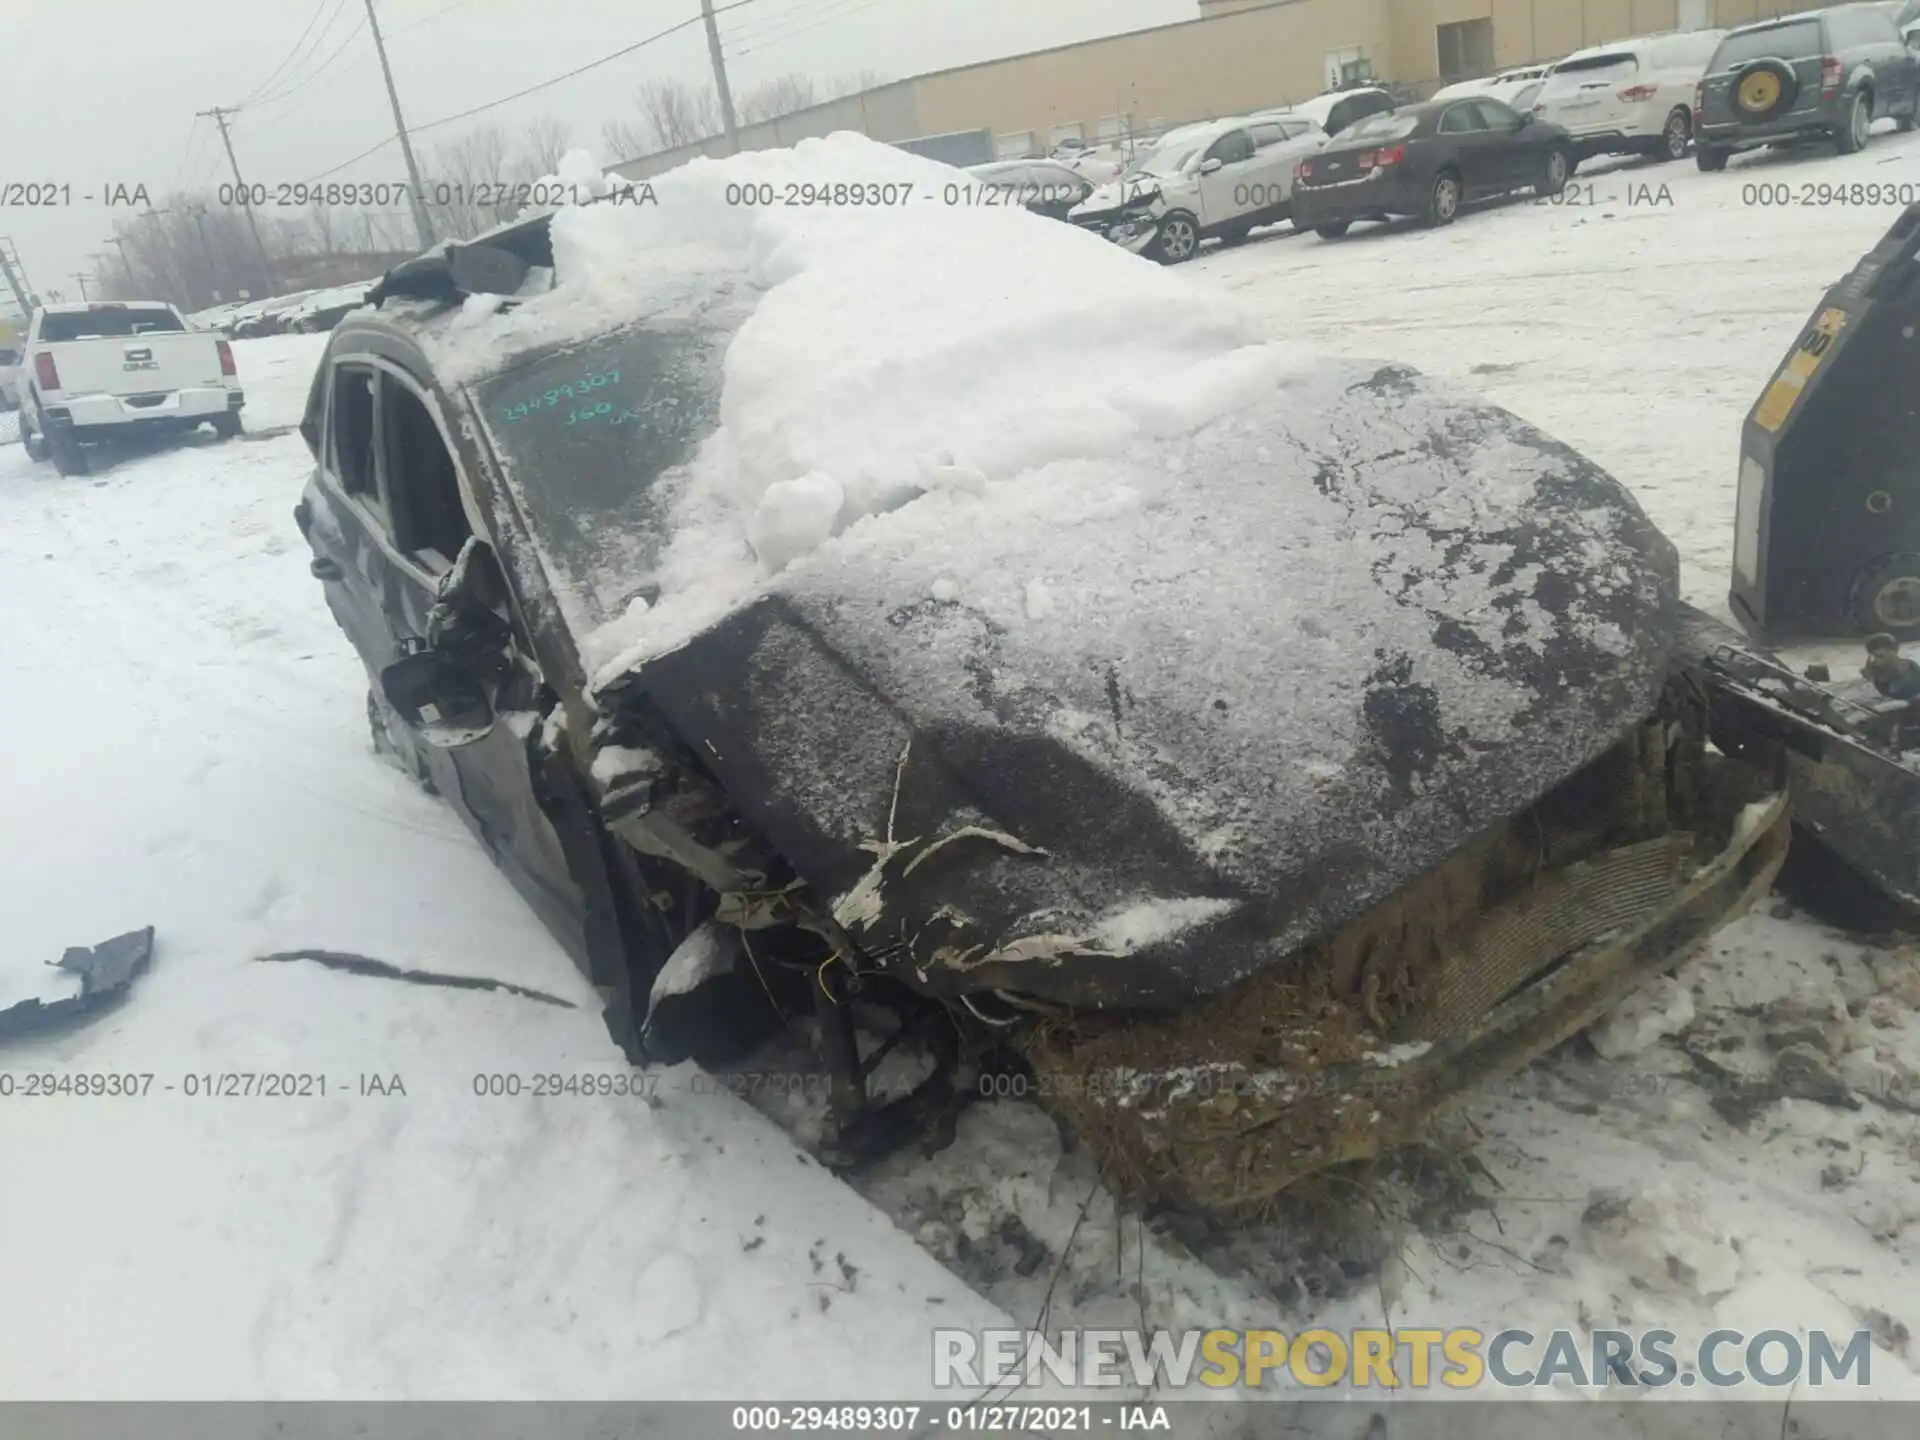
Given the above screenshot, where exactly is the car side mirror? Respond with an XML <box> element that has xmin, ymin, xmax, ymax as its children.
<box><xmin>380</xmin><ymin>640</ymin><xmax>496</xmax><ymax>748</ymax></box>
<box><xmin>1199</xmin><ymin>157</ymin><xmax>1224</xmax><ymax>174</ymax></box>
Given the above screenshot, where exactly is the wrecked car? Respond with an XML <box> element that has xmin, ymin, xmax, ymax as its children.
<box><xmin>295</xmin><ymin>138</ymin><xmax>1792</xmax><ymax>1216</ymax></box>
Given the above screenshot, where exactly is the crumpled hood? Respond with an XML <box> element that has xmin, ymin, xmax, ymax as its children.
<box><xmin>611</xmin><ymin>360</ymin><xmax>1679</xmax><ymax>1008</ymax></box>
<box><xmin>1070</xmin><ymin>173</ymin><xmax>1163</xmax><ymax>219</ymax></box>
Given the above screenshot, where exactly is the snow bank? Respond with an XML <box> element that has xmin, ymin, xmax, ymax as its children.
<box><xmin>419</xmin><ymin>135</ymin><xmax>1312</xmax><ymax>675</ymax></box>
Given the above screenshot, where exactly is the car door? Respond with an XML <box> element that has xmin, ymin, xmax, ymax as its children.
<box><xmin>1241</xmin><ymin>121</ymin><xmax>1297</xmax><ymax>222</ymax></box>
<box><xmin>1864</xmin><ymin>7</ymin><xmax>1919</xmax><ymax>113</ymax></box>
<box><xmin>307</xmin><ymin>348</ymin><xmax>586</xmax><ymax>947</ymax></box>
<box><xmin>1435</xmin><ymin>100</ymin><xmax>1499</xmax><ymax>196</ymax></box>
<box><xmin>1264</xmin><ymin>117</ymin><xmax>1329</xmax><ymax>207</ymax></box>
<box><xmin>1193</xmin><ymin>126</ymin><xmax>1259</xmax><ymax>226</ymax></box>
<box><xmin>1471</xmin><ymin>98</ymin><xmax>1541</xmax><ymax>189</ymax></box>
<box><xmin>306</xmin><ymin>359</ymin><xmax>402</xmax><ymax>687</ymax></box>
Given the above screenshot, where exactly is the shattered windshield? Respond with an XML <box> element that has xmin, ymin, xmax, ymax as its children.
<box><xmin>470</xmin><ymin>323</ymin><xmax>729</xmax><ymax>632</ymax></box>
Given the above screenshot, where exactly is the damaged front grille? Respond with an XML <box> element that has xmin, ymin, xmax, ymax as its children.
<box><xmin>1022</xmin><ymin>706</ymin><xmax>1790</xmax><ymax>1215</ymax></box>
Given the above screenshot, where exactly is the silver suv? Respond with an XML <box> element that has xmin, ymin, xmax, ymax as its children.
<box><xmin>1068</xmin><ymin>114</ymin><xmax>1330</xmax><ymax>263</ymax></box>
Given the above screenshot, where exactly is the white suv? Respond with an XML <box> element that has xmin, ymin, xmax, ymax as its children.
<box><xmin>1532</xmin><ymin>30</ymin><xmax>1726</xmax><ymax>162</ymax></box>
<box><xmin>1433</xmin><ymin>64</ymin><xmax>1557</xmax><ymax>106</ymax></box>
<box><xmin>1068</xmin><ymin>115</ymin><xmax>1330</xmax><ymax>263</ymax></box>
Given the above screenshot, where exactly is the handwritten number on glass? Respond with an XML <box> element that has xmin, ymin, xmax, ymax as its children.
<box><xmin>498</xmin><ymin>369</ymin><xmax>621</xmax><ymax>424</ymax></box>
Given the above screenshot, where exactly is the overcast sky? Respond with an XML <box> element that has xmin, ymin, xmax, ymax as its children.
<box><xmin>7</xmin><ymin>0</ymin><xmax>1195</xmax><ymax>294</ymax></box>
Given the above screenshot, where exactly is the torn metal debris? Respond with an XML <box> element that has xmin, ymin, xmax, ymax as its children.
<box><xmin>0</xmin><ymin>927</ymin><xmax>156</xmax><ymax>1044</ymax></box>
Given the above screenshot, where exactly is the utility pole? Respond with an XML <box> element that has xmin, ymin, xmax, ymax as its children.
<box><xmin>0</xmin><ymin>237</ymin><xmax>35</xmax><ymax>315</ymax></box>
<box><xmin>189</xmin><ymin>204</ymin><xmax>219</xmax><ymax>307</ymax></box>
<box><xmin>104</xmin><ymin>234</ymin><xmax>138</xmax><ymax>292</ymax></box>
<box><xmin>361</xmin><ymin>0</ymin><xmax>437</xmax><ymax>247</ymax></box>
<box><xmin>198</xmin><ymin>105</ymin><xmax>271</xmax><ymax>289</ymax></box>
<box><xmin>700</xmin><ymin>0</ymin><xmax>741</xmax><ymax>155</ymax></box>
<box><xmin>72</xmin><ymin>273</ymin><xmax>92</xmax><ymax>300</ymax></box>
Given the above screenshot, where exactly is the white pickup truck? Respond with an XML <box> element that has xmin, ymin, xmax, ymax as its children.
<box><xmin>17</xmin><ymin>300</ymin><xmax>245</xmax><ymax>474</ymax></box>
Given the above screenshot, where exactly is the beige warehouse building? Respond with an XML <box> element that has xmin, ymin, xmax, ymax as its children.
<box><xmin>613</xmin><ymin>0</ymin><xmax>1833</xmax><ymax>177</ymax></box>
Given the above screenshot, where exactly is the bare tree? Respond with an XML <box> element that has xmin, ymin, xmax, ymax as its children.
<box><xmin>520</xmin><ymin>115</ymin><xmax>573</xmax><ymax>176</ymax></box>
<box><xmin>638</xmin><ymin>77</ymin><xmax>723</xmax><ymax>150</ymax></box>
<box><xmin>308</xmin><ymin>199</ymin><xmax>340</xmax><ymax>255</ymax></box>
<box><xmin>424</xmin><ymin>125</ymin><xmax>516</xmax><ymax>239</ymax></box>
<box><xmin>738</xmin><ymin>73</ymin><xmax>816</xmax><ymax>124</ymax></box>
<box><xmin>601</xmin><ymin>116</ymin><xmax>650</xmax><ymax>164</ymax></box>
<box><xmin>825</xmin><ymin>69</ymin><xmax>889</xmax><ymax>97</ymax></box>
<box><xmin>112</xmin><ymin>197</ymin><xmax>271</xmax><ymax>308</ymax></box>
<box><xmin>343</xmin><ymin>209</ymin><xmax>407</xmax><ymax>252</ymax></box>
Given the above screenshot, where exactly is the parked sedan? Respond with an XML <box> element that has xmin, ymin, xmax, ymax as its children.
<box><xmin>960</xmin><ymin>160</ymin><xmax>1095</xmax><ymax>221</ymax></box>
<box><xmin>1291</xmin><ymin>97</ymin><xmax>1575</xmax><ymax>238</ymax></box>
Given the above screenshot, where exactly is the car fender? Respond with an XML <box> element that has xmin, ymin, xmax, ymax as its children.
<box><xmin>1154</xmin><ymin>177</ymin><xmax>1201</xmax><ymax>218</ymax></box>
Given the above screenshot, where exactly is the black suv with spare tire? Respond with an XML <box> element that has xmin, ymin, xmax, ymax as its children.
<box><xmin>1694</xmin><ymin>4</ymin><xmax>1920</xmax><ymax>170</ymax></box>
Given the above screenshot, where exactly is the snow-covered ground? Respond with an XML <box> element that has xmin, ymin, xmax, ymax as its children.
<box><xmin>3</xmin><ymin>124</ymin><xmax>1920</xmax><ymax>1414</ymax></box>
<box><xmin>0</xmin><ymin>335</ymin><xmax>1017</xmax><ymax>1401</ymax></box>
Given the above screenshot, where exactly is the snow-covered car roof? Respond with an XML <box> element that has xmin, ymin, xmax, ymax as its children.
<box><xmin>1282</xmin><ymin>88</ymin><xmax>1393</xmax><ymax>127</ymax></box>
<box><xmin>292</xmin><ymin>282</ymin><xmax>375</xmax><ymax>314</ymax></box>
<box><xmin>355</xmin><ymin>137</ymin><xmax>1679</xmax><ymax>989</ymax></box>
<box><xmin>1430</xmin><ymin>66</ymin><xmax>1556</xmax><ymax>101</ymax></box>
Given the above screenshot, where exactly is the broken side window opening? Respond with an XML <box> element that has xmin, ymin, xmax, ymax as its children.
<box><xmin>330</xmin><ymin>365</ymin><xmax>379</xmax><ymax>502</ymax></box>
<box><xmin>382</xmin><ymin>379</ymin><xmax>473</xmax><ymax>571</ymax></box>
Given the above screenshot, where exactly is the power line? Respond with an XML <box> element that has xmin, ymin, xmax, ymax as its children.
<box><xmin>306</xmin><ymin>129</ymin><xmax>406</xmax><ymax>181</ymax></box>
<box><xmin>233</xmin><ymin>0</ymin><xmax>352</xmax><ymax>108</ymax></box>
<box><xmin>301</xmin><ymin>0</ymin><xmax>766</xmax><ymax>179</ymax></box>
<box><xmin>168</xmin><ymin>115</ymin><xmax>206</xmax><ymax>197</ymax></box>
<box><xmin>722</xmin><ymin>0</ymin><xmax>834</xmax><ymax>48</ymax></box>
<box><xmin>249</xmin><ymin>14</ymin><xmax>371</xmax><ymax>113</ymax></box>
<box><xmin>388</xmin><ymin>0</ymin><xmax>478</xmax><ymax>38</ymax></box>
<box><xmin>410</xmin><ymin>0</ymin><xmax>760</xmax><ymax>136</ymax></box>
<box><xmin>730</xmin><ymin>0</ymin><xmax>892</xmax><ymax>56</ymax></box>
<box><xmin>249</xmin><ymin>0</ymin><xmax>359</xmax><ymax>108</ymax></box>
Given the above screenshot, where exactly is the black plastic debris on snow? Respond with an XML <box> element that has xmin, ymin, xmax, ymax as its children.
<box><xmin>255</xmin><ymin>949</ymin><xmax>575</xmax><ymax>1008</ymax></box>
<box><xmin>0</xmin><ymin>926</ymin><xmax>156</xmax><ymax>1045</ymax></box>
